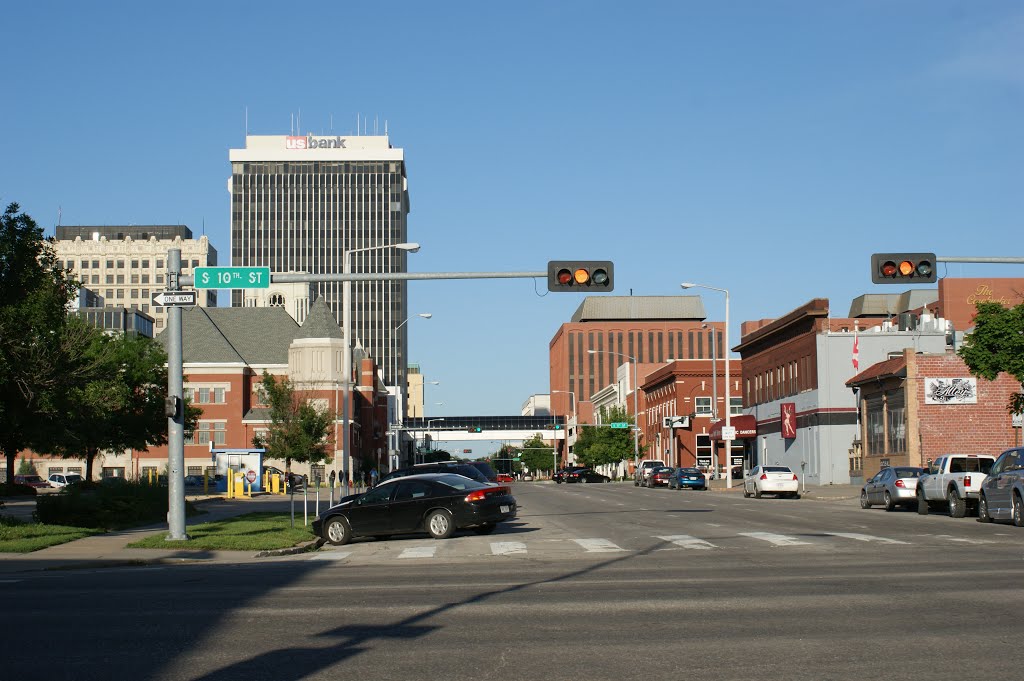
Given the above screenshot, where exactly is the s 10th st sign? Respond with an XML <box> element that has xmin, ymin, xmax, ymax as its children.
<box><xmin>194</xmin><ymin>266</ymin><xmax>271</xmax><ymax>289</ymax></box>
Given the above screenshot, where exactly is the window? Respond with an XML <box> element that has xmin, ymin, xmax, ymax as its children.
<box><xmin>730</xmin><ymin>397</ymin><xmax>743</xmax><ymax>415</ymax></box>
<box><xmin>92</xmin><ymin>260</ymin><xmax>99</xmax><ymax>268</ymax></box>
<box><xmin>142</xmin><ymin>274</ymin><xmax>149</xmax><ymax>284</ymax></box>
<box><xmin>157</xmin><ymin>259</ymin><xmax>164</xmax><ymax>268</ymax></box>
<box><xmin>866</xmin><ymin>398</ymin><xmax>884</xmax><ymax>455</ymax></box>
<box><xmin>187</xmin><ymin>422</ymin><xmax>226</xmax><ymax>446</ymax></box>
<box><xmin>199</xmin><ymin>388</ymin><xmax>210</xmax><ymax>403</ymax></box>
<box><xmin>215</xmin><ymin>387</ymin><xmax>225</xmax><ymax>403</ymax></box>
<box><xmin>131</xmin><ymin>274</ymin><xmax>139</xmax><ymax>284</ymax></box>
<box><xmin>695</xmin><ymin>396</ymin><xmax>713</xmax><ymax>416</ymax></box>
<box><xmin>131</xmin><ymin>260</ymin><xmax>139</xmax><ymax>268</ymax></box>
<box><xmin>106</xmin><ymin>260</ymin><xmax>114</xmax><ymax>268</ymax></box>
<box><xmin>117</xmin><ymin>260</ymin><xmax>124</xmax><ymax>268</ymax></box>
<box><xmin>142</xmin><ymin>259</ymin><xmax>150</xmax><ymax>268</ymax></box>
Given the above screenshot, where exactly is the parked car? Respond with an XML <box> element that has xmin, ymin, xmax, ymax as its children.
<box><xmin>978</xmin><ymin>446</ymin><xmax>1024</xmax><ymax>526</ymax></box>
<box><xmin>313</xmin><ymin>473</ymin><xmax>517</xmax><ymax>545</ymax></box>
<box><xmin>47</xmin><ymin>473</ymin><xmax>84</xmax><ymax>489</ymax></box>
<box><xmin>669</xmin><ymin>467</ymin><xmax>707</xmax><ymax>491</ymax></box>
<box><xmin>634</xmin><ymin>460</ymin><xmax>666</xmax><ymax>486</ymax></box>
<box><xmin>553</xmin><ymin>467</ymin><xmax>587</xmax><ymax>484</ymax></box>
<box><xmin>496</xmin><ymin>473</ymin><xmax>515</xmax><ymax>483</ymax></box>
<box><xmin>646</xmin><ymin>466</ymin><xmax>675</xmax><ymax>488</ymax></box>
<box><xmin>183</xmin><ymin>475</ymin><xmax>213</xmax><ymax>488</ymax></box>
<box><xmin>13</xmin><ymin>475</ymin><xmax>48</xmax><ymax>489</ymax></box>
<box><xmin>466</xmin><ymin>460</ymin><xmax>498</xmax><ymax>483</ymax></box>
<box><xmin>521</xmin><ymin>474</ymin><xmax>534</xmax><ymax>482</ymax></box>
<box><xmin>380</xmin><ymin>462</ymin><xmax>491</xmax><ymax>486</ymax></box>
<box><xmin>564</xmin><ymin>468</ymin><xmax>611</xmax><ymax>484</ymax></box>
<box><xmin>743</xmin><ymin>466</ymin><xmax>800</xmax><ymax>499</ymax></box>
<box><xmin>860</xmin><ymin>466</ymin><xmax>925</xmax><ymax>511</ymax></box>
<box><xmin>916</xmin><ymin>454</ymin><xmax>994</xmax><ymax>517</ymax></box>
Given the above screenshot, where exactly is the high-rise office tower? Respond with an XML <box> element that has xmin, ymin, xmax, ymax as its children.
<box><xmin>228</xmin><ymin>134</ymin><xmax>412</xmax><ymax>395</ymax></box>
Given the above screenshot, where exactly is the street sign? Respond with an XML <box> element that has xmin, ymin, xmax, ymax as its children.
<box><xmin>246</xmin><ymin>469</ymin><xmax>257</xmax><ymax>483</ymax></box>
<box><xmin>721</xmin><ymin>426</ymin><xmax>737</xmax><ymax>441</ymax></box>
<box><xmin>610</xmin><ymin>422</ymin><xmax>629</xmax><ymax>429</ymax></box>
<box><xmin>152</xmin><ymin>290</ymin><xmax>197</xmax><ymax>307</ymax></box>
<box><xmin>194</xmin><ymin>266</ymin><xmax>271</xmax><ymax>289</ymax></box>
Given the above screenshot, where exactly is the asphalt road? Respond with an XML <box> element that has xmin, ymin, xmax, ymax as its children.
<box><xmin>6</xmin><ymin>483</ymin><xmax>1023</xmax><ymax>681</ymax></box>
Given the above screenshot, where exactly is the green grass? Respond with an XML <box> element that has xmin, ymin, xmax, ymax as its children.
<box><xmin>0</xmin><ymin>518</ymin><xmax>105</xmax><ymax>553</ymax></box>
<box><xmin>127</xmin><ymin>512</ymin><xmax>317</xmax><ymax>551</ymax></box>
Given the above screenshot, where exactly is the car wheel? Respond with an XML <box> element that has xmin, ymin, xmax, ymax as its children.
<box><xmin>1014</xmin><ymin>493</ymin><xmax>1024</xmax><ymax>528</ymax></box>
<box><xmin>884</xmin><ymin>491</ymin><xmax>895</xmax><ymax>512</ymax></box>
<box><xmin>916</xmin><ymin>489</ymin><xmax>928</xmax><ymax>515</ymax></box>
<box><xmin>792</xmin><ymin>493</ymin><xmax>801</xmax><ymax>500</ymax></box>
<box><xmin>426</xmin><ymin>510</ymin><xmax>454</xmax><ymax>539</ymax></box>
<box><xmin>743</xmin><ymin>487</ymin><xmax>751</xmax><ymax>498</ymax></box>
<box><xmin>473</xmin><ymin>523</ymin><xmax>497</xmax><ymax>535</ymax></box>
<box><xmin>978</xmin><ymin>494</ymin><xmax>993</xmax><ymax>523</ymax></box>
<box><xmin>580</xmin><ymin>477</ymin><xmax>587</xmax><ymax>484</ymax></box>
<box><xmin>860</xmin><ymin>491</ymin><xmax>871</xmax><ymax>509</ymax></box>
<box><xmin>948</xmin><ymin>487</ymin><xmax>967</xmax><ymax>519</ymax></box>
<box><xmin>324</xmin><ymin>517</ymin><xmax>352</xmax><ymax>546</ymax></box>
<box><xmin>754</xmin><ymin>486</ymin><xmax>762</xmax><ymax>499</ymax></box>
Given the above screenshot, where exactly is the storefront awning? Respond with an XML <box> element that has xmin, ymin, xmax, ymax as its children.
<box><xmin>709</xmin><ymin>414</ymin><xmax>758</xmax><ymax>440</ymax></box>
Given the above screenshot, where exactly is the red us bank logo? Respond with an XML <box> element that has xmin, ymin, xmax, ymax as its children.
<box><xmin>285</xmin><ymin>136</ymin><xmax>308</xmax><ymax>150</ymax></box>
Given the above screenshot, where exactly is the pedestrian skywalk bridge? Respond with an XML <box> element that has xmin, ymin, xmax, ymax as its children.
<box><xmin>307</xmin><ymin>530</ymin><xmax>994</xmax><ymax>564</ymax></box>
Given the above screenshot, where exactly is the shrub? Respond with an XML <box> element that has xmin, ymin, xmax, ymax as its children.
<box><xmin>35</xmin><ymin>480</ymin><xmax>194</xmax><ymax>530</ymax></box>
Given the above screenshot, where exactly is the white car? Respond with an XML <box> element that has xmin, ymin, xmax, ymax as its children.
<box><xmin>48</xmin><ymin>473</ymin><xmax>84</xmax><ymax>488</ymax></box>
<box><xmin>743</xmin><ymin>465</ymin><xmax>800</xmax><ymax>499</ymax></box>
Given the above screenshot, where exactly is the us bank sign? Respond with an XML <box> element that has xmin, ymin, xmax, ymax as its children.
<box><xmin>285</xmin><ymin>135</ymin><xmax>347</xmax><ymax>150</ymax></box>
<box><xmin>924</xmin><ymin>377</ymin><xmax>978</xmax><ymax>405</ymax></box>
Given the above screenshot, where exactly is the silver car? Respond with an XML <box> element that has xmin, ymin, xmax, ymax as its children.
<box><xmin>978</xmin><ymin>447</ymin><xmax>1024</xmax><ymax>526</ymax></box>
<box><xmin>860</xmin><ymin>466</ymin><xmax>925</xmax><ymax>511</ymax></box>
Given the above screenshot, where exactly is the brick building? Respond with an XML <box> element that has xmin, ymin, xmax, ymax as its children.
<box><xmin>847</xmin><ymin>349</ymin><xmax>1021</xmax><ymax>479</ymax></box>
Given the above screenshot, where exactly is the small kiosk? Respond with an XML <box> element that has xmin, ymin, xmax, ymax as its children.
<box><xmin>210</xmin><ymin>447</ymin><xmax>265</xmax><ymax>493</ymax></box>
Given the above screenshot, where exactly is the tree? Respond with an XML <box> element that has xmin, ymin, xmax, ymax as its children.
<box><xmin>574</xmin><ymin>405</ymin><xmax>642</xmax><ymax>468</ymax></box>
<box><xmin>518</xmin><ymin>435</ymin><xmax>553</xmax><ymax>473</ymax></box>
<box><xmin>958</xmin><ymin>301</ymin><xmax>1024</xmax><ymax>416</ymax></box>
<box><xmin>51</xmin><ymin>332</ymin><xmax>175</xmax><ymax>480</ymax></box>
<box><xmin>252</xmin><ymin>371</ymin><xmax>335</xmax><ymax>472</ymax></box>
<box><xmin>0</xmin><ymin>203</ymin><xmax>87</xmax><ymax>485</ymax></box>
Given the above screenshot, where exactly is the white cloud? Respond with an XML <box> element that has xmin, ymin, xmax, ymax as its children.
<box><xmin>938</xmin><ymin>13</ymin><xmax>1024</xmax><ymax>84</ymax></box>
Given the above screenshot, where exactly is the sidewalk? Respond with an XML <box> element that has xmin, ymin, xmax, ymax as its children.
<box><xmin>0</xmin><ymin>493</ymin><xmax>328</xmax><ymax>575</ymax></box>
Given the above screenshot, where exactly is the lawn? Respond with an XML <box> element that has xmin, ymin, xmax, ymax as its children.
<box><xmin>127</xmin><ymin>512</ymin><xmax>317</xmax><ymax>551</ymax></box>
<box><xmin>0</xmin><ymin>518</ymin><xmax>105</xmax><ymax>553</ymax></box>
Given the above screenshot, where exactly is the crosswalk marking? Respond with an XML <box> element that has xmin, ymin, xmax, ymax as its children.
<box><xmin>573</xmin><ymin>538</ymin><xmax>625</xmax><ymax>552</ymax></box>
<box><xmin>398</xmin><ymin>546</ymin><xmax>437</xmax><ymax>559</ymax></box>
<box><xmin>656</xmin><ymin>534</ymin><xmax>717</xmax><ymax>550</ymax></box>
<box><xmin>309</xmin><ymin>551</ymin><xmax>352</xmax><ymax>560</ymax></box>
<box><xmin>825</xmin><ymin>532</ymin><xmax>908</xmax><ymax>545</ymax></box>
<box><xmin>491</xmin><ymin>541</ymin><xmax>527</xmax><ymax>556</ymax></box>
<box><xmin>739</xmin><ymin>532</ymin><xmax>812</xmax><ymax>547</ymax></box>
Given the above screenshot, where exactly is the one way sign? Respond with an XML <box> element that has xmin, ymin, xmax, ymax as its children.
<box><xmin>152</xmin><ymin>290</ymin><xmax>198</xmax><ymax>307</ymax></box>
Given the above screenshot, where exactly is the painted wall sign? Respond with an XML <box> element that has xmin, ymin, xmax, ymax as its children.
<box><xmin>781</xmin><ymin>402</ymin><xmax>797</xmax><ymax>439</ymax></box>
<box><xmin>924</xmin><ymin>377</ymin><xmax>978</xmax><ymax>405</ymax></box>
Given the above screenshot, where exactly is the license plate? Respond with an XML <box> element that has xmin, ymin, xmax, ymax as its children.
<box><xmin>500</xmin><ymin>505</ymin><xmax>511</xmax><ymax>513</ymax></box>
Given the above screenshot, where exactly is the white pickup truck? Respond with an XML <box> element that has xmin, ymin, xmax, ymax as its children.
<box><xmin>634</xmin><ymin>460</ymin><xmax>666</xmax><ymax>486</ymax></box>
<box><xmin>916</xmin><ymin>454</ymin><xmax>996</xmax><ymax>518</ymax></box>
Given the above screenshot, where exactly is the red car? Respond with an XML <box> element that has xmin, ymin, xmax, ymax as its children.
<box><xmin>647</xmin><ymin>467</ymin><xmax>675</xmax><ymax>488</ymax></box>
<box><xmin>496</xmin><ymin>473</ymin><xmax>515</xmax><ymax>483</ymax></box>
<box><xmin>13</xmin><ymin>475</ymin><xmax>49</xmax><ymax>489</ymax></box>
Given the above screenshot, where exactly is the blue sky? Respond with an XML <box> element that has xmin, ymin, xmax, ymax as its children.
<box><xmin>3</xmin><ymin>1</ymin><xmax>1022</xmax><ymax>431</ymax></box>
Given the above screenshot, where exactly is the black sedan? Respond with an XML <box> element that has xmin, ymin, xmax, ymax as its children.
<box><xmin>564</xmin><ymin>468</ymin><xmax>611</xmax><ymax>484</ymax></box>
<box><xmin>313</xmin><ymin>473</ymin><xmax>517</xmax><ymax>545</ymax></box>
<box><xmin>553</xmin><ymin>467</ymin><xmax>587</xmax><ymax>484</ymax></box>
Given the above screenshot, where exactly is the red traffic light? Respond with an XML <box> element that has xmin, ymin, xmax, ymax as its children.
<box><xmin>871</xmin><ymin>253</ymin><xmax>936</xmax><ymax>284</ymax></box>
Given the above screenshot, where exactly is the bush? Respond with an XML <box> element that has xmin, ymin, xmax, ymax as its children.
<box><xmin>35</xmin><ymin>480</ymin><xmax>194</xmax><ymax>530</ymax></box>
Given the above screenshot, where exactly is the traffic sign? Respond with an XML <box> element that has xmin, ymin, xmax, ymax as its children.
<box><xmin>721</xmin><ymin>426</ymin><xmax>737</xmax><ymax>441</ymax></box>
<box><xmin>246</xmin><ymin>470</ymin><xmax>257</xmax><ymax>483</ymax></box>
<box><xmin>152</xmin><ymin>290</ymin><xmax>197</xmax><ymax>307</ymax></box>
<box><xmin>610</xmin><ymin>422</ymin><xmax>629</xmax><ymax>429</ymax></box>
<box><xmin>194</xmin><ymin>266</ymin><xmax>271</xmax><ymax>289</ymax></box>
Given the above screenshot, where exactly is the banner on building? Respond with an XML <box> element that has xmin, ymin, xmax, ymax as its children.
<box><xmin>924</xmin><ymin>377</ymin><xmax>978</xmax><ymax>405</ymax></box>
<box><xmin>781</xmin><ymin>402</ymin><xmax>797</xmax><ymax>439</ymax></box>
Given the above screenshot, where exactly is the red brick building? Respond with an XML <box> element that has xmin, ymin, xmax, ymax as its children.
<box><xmin>847</xmin><ymin>349</ymin><xmax>1021</xmax><ymax>479</ymax></box>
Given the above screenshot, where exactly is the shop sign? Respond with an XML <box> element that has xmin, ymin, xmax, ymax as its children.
<box><xmin>924</xmin><ymin>378</ymin><xmax>977</xmax><ymax>405</ymax></box>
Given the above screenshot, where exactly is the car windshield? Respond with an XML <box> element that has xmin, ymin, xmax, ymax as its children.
<box><xmin>654</xmin><ymin>467</ymin><xmax>673</xmax><ymax>473</ymax></box>
<box><xmin>763</xmin><ymin>467</ymin><xmax>792</xmax><ymax>473</ymax></box>
<box><xmin>434</xmin><ymin>474</ymin><xmax>487</xmax><ymax>491</ymax></box>
<box><xmin>65</xmin><ymin>475</ymin><xmax>83</xmax><ymax>483</ymax></box>
<box><xmin>680</xmin><ymin>468</ymin><xmax>702</xmax><ymax>474</ymax></box>
<box><xmin>21</xmin><ymin>476</ymin><xmax>43</xmax><ymax>482</ymax></box>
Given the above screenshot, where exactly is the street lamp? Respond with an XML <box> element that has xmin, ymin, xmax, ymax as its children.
<box><xmin>587</xmin><ymin>349</ymin><xmax>640</xmax><ymax>473</ymax></box>
<box><xmin>389</xmin><ymin>313</ymin><xmax>431</xmax><ymax>470</ymax></box>
<box><xmin>682</xmin><ymin>282</ymin><xmax>732</xmax><ymax>489</ymax></box>
<box><xmin>342</xmin><ymin>242</ymin><xmax>420</xmax><ymax>486</ymax></box>
<box><xmin>551</xmin><ymin>389</ymin><xmax>576</xmax><ymax>470</ymax></box>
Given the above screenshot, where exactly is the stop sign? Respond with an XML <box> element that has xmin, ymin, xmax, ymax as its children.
<box><xmin>246</xmin><ymin>470</ymin><xmax>257</xmax><ymax>483</ymax></box>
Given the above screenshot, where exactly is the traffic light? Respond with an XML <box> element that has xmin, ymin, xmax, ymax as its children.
<box><xmin>552</xmin><ymin>424</ymin><xmax>563</xmax><ymax>430</ymax></box>
<box><xmin>547</xmin><ymin>261</ymin><xmax>614</xmax><ymax>292</ymax></box>
<box><xmin>871</xmin><ymin>253</ymin><xmax>937</xmax><ymax>284</ymax></box>
<box><xmin>467</xmin><ymin>426</ymin><xmax>482</xmax><ymax>433</ymax></box>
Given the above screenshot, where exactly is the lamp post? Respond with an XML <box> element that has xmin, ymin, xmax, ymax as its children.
<box><xmin>587</xmin><ymin>350</ymin><xmax>639</xmax><ymax>473</ymax></box>
<box><xmin>342</xmin><ymin>241</ymin><xmax>420</xmax><ymax>487</ymax></box>
<box><xmin>682</xmin><ymin>282</ymin><xmax>732</xmax><ymax>488</ymax></box>
<box><xmin>551</xmin><ymin>389</ymin><xmax>576</xmax><ymax>470</ymax></box>
<box><xmin>390</xmin><ymin>313</ymin><xmax>431</xmax><ymax>471</ymax></box>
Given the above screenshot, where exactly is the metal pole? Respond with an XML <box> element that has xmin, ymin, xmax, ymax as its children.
<box><xmin>342</xmin><ymin>252</ymin><xmax>352</xmax><ymax>495</ymax></box>
<box><xmin>166</xmin><ymin>249</ymin><xmax>187</xmax><ymax>540</ymax></box>
<box><xmin>724</xmin><ymin>288</ymin><xmax>732</xmax><ymax>489</ymax></box>
<box><xmin>711</xmin><ymin>326</ymin><xmax>717</xmax><ymax>478</ymax></box>
<box><xmin>632</xmin><ymin>358</ymin><xmax>639</xmax><ymax>472</ymax></box>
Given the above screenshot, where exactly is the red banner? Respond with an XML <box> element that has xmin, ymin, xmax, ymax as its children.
<box><xmin>781</xmin><ymin>403</ymin><xmax>797</xmax><ymax>439</ymax></box>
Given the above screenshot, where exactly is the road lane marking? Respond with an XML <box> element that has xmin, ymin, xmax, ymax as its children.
<box><xmin>739</xmin><ymin>532</ymin><xmax>812</xmax><ymax>547</ymax></box>
<box><xmin>573</xmin><ymin>538</ymin><xmax>625</xmax><ymax>552</ymax></box>
<box><xmin>825</xmin><ymin>532</ymin><xmax>908</xmax><ymax>545</ymax></box>
<box><xmin>656</xmin><ymin>534</ymin><xmax>717</xmax><ymax>550</ymax></box>
<box><xmin>491</xmin><ymin>541</ymin><xmax>527</xmax><ymax>556</ymax></box>
<box><xmin>398</xmin><ymin>546</ymin><xmax>437</xmax><ymax>559</ymax></box>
